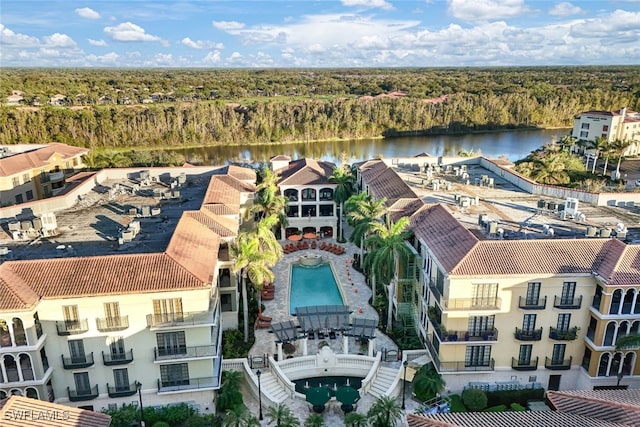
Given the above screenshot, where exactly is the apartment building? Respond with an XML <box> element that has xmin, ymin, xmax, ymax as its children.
<box><xmin>571</xmin><ymin>108</ymin><xmax>640</xmax><ymax>154</ymax></box>
<box><xmin>355</xmin><ymin>158</ymin><xmax>640</xmax><ymax>393</ymax></box>
<box><xmin>0</xmin><ymin>143</ymin><xmax>88</xmax><ymax>206</ymax></box>
<box><xmin>0</xmin><ymin>165</ymin><xmax>255</xmax><ymax>413</ymax></box>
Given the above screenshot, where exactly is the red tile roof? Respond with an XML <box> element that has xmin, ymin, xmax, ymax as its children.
<box><xmin>358</xmin><ymin>159</ymin><xmax>389</xmax><ymax>183</ymax></box>
<box><xmin>366</xmin><ymin>167</ymin><xmax>418</xmax><ymax>205</ymax></box>
<box><xmin>0</xmin><ymin>143</ymin><xmax>88</xmax><ymax>177</ymax></box>
<box><xmin>202</xmin><ymin>174</ymin><xmax>255</xmax><ymax>206</ymax></box>
<box><xmin>223</xmin><ymin>164</ymin><xmax>257</xmax><ymax>183</ymax></box>
<box><xmin>388</xmin><ymin>198</ymin><xmax>425</xmax><ymax>222</ymax></box>
<box><xmin>0</xmin><ymin>395</ymin><xmax>111</xmax><ymax>427</ymax></box>
<box><xmin>277</xmin><ymin>158</ymin><xmax>336</xmax><ymax>186</ymax></box>
<box><xmin>596</xmin><ymin>242</ymin><xmax>640</xmax><ymax>285</ymax></box>
<box><xmin>183</xmin><ymin>210</ymin><xmax>238</xmax><ymax>238</ymax></box>
<box><xmin>406</xmin><ymin>412</ymin><xmax>629</xmax><ymax>427</ymax></box>
<box><xmin>547</xmin><ymin>389</ymin><xmax>640</xmax><ymax>425</ymax></box>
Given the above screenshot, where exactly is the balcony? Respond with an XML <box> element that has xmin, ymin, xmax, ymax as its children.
<box><xmin>518</xmin><ymin>296</ymin><xmax>547</xmax><ymax>310</ymax></box>
<box><xmin>438</xmin><ymin>359</ymin><xmax>495</xmax><ymax>372</ymax></box>
<box><xmin>514</xmin><ymin>327</ymin><xmax>543</xmax><ymax>341</ymax></box>
<box><xmin>545</xmin><ymin>356</ymin><xmax>572</xmax><ymax>370</ymax></box>
<box><xmin>592</xmin><ymin>294</ymin><xmax>602</xmax><ymax>312</ymax></box>
<box><xmin>549</xmin><ymin>326</ymin><xmax>579</xmax><ymax>341</ymax></box>
<box><xmin>107</xmin><ymin>382</ymin><xmax>138</xmax><ymax>398</ymax></box>
<box><xmin>435</xmin><ymin>327</ymin><xmax>499</xmax><ymax>343</ymax></box>
<box><xmin>61</xmin><ymin>352</ymin><xmax>94</xmax><ymax>369</ymax></box>
<box><xmin>154</xmin><ymin>345</ymin><xmax>218</xmax><ymax>361</ymax></box>
<box><xmin>49</xmin><ymin>171</ymin><xmax>65</xmax><ymax>183</ymax></box>
<box><xmin>441</xmin><ymin>297</ymin><xmax>501</xmax><ymax>311</ymax></box>
<box><xmin>68</xmin><ymin>385</ymin><xmax>99</xmax><ymax>402</ymax></box>
<box><xmin>553</xmin><ymin>295</ymin><xmax>582</xmax><ymax>309</ymax></box>
<box><xmin>512</xmin><ymin>357</ymin><xmax>539</xmax><ymax>371</ymax></box>
<box><xmin>102</xmin><ymin>350</ymin><xmax>134</xmax><ymax>366</ymax></box>
<box><xmin>146</xmin><ymin>311</ymin><xmax>215</xmax><ymax>329</ymax></box>
<box><xmin>428</xmin><ymin>279</ymin><xmax>442</xmax><ymax>303</ymax></box>
<box><xmin>96</xmin><ymin>316</ymin><xmax>129</xmax><ymax>332</ymax></box>
<box><xmin>157</xmin><ymin>376</ymin><xmax>220</xmax><ymax>393</ymax></box>
<box><xmin>56</xmin><ymin>319</ymin><xmax>89</xmax><ymax>335</ymax></box>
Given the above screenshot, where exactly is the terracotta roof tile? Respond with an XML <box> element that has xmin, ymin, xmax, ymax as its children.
<box><xmin>406</xmin><ymin>412</ymin><xmax>630</xmax><ymax>427</ymax></box>
<box><xmin>358</xmin><ymin>159</ymin><xmax>388</xmax><ymax>182</ymax></box>
<box><xmin>0</xmin><ymin>267</ymin><xmax>39</xmax><ymax>312</ymax></box>
<box><xmin>166</xmin><ymin>214</ymin><xmax>220</xmax><ymax>283</ymax></box>
<box><xmin>596</xmin><ymin>242</ymin><xmax>640</xmax><ymax>285</ymax></box>
<box><xmin>270</xmin><ymin>155</ymin><xmax>291</xmax><ymax>161</ymax></box>
<box><xmin>0</xmin><ymin>395</ymin><xmax>111</xmax><ymax>427</ymax></box>
<box><xmin>202</xmin><ymin>174</ymin><xmax>255</xmax><ymax>206</ymax></box>
<box><xmin>223</xmin><ymin>164</ymin><xmax>257</xmax><ymax>183</ymax></box>
<box><xmin>367</xmin><ymin>168</ymin><xmax>418</xmax><ymax>205</ymax></box>
<box><xmin>277</xmin><ymin>158</ymin><xmax>335</xmax><ymax>186</ymax></box>
<box><xmin>547</xmin><ymin>389</ymin><xmax>640</xmax><ymax>425</ymax></box>
<box><xmin>388</xmin><ymin>198</ymin><xmax>425</xmax><ymax>222</ymax></box>
<box><xmin>183</xmin><ymin>210</ymin><xmax>238</xmax><ymax>238</ymax></box>
<box><xmin>0</xmin><ymin>143</ymin><xmax>88</xmax><ymax>177</ymax></box>
<box><xmin>202</xmin><ymin>204</ymin><xmax>239</xmax><ymax>216</ymax></box>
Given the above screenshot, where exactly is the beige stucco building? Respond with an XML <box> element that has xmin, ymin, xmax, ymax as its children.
<box><xmin>571</xmin><ymin>108</ymin><xmax>640</xmax><ymax>155</ymax></box>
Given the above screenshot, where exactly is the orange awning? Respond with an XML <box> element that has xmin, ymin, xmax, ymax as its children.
<box><xmin>288</xmin><ymin>234</ymin><xmax>302</xmax><ymax>241</ymax></box>
<box><xmin>303</xmin><ymin>232</ymin><xmax>317</xmax><ymax>239</ymax></box>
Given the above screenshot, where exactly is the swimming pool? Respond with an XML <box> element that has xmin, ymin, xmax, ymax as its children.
<box><xmin>289</xmin><ymin>263</ymin><xmax>344</xmax><ymax>315</ymax></box>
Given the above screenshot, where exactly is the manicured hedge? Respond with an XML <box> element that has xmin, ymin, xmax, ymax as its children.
<box><xmin>483</xmin><ymin>404</ymin><xmax>507</xmax><ymax>412</ymax></box>
<box><xmin>449</xmin><ymin>395</ymin><xmax>467</xmax><ymax>413</ymax></box>
<box><xmin>485</xmin><ymin>388</ymin><xmax>545</xmax><ymax>407</ymax></box>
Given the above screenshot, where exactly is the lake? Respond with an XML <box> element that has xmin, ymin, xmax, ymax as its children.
<box><xmin>176</xmin><ymin>128</ymin><xmax>569</xmax><ymax>165</ymax></box>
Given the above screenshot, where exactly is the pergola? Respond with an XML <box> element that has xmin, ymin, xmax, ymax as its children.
<box><xmin>295</xmin><ymin>305</ymin><xmax>352</xmax><ymax>333</ymax></box>
<box><xmin>343</xmin><ymin>317</ymin><xmax>378</xmax><ymax>341</ymax></box>
<box><xmin>271</xmin><ymin>320</ymin><xmax>305</xmax><ymax>344</ymax></box>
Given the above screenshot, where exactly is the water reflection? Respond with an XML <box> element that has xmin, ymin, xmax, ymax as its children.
<box><xmin>177</xmin><ymin>128</ymin><xmax>567</xmax><ymax>165</ymax></box>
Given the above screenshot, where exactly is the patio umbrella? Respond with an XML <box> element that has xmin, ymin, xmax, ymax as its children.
<box><xmin>303</xmin><ymin>232</ymin><xmax>317</xmax><ymax>239</ymax></box>
<box><xmin>288</xmin><ymin>234</ymin><xmax>302</xmax><ymax>241</ymax></box>
<box><xmin>305</xmin><ymin>386</ymin><xmax>331</xmax><ymax>407</ymax></box>
<box><xmin>335</xmin><ymin>386</ymin><xmax>360</xmax><ymax>406</ymax></box>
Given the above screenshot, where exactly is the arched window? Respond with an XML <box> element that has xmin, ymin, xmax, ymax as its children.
<box><xmin>610</xmin><ymin>353</ymin><xmax>623</xmax><ymax>376</ymax></box>
<box><xmin>598</xmin><ymin>353</ymin><xmax>610</xmax><ymax>376</ymax></box>
<box><xmin>319</xmin><ymin>188</ymin><xmax>333</xmax><ymax>201</ymax></box>
<box><xmin>19</xmin><ymin>354</ymin><xmax>34</xmax><ymax>381</ymax></box>
<box><xmin>631</xmin><ymin>321</ymin><xmax>640</xmax><ymax>335</ymax></box>
<box><xmin>301</xmin><ymin>188</ymin><xmax>316</xmax><ymax>201</ymax></box>
<box><xmin>284</xmin><ymin>189</ymin><xmax>298</xmax><ymax>202</ymax></box>
<box><xmin>0</xmin><ymin>391</ymin><xmax>6</xmax><ymax>399</ymax></box>
<box><xmin>4</xmin><ymin>355</ymin><xmax>19</xmax><ymax>382</ymax></box>
<box><xmin>604</xmin><ymin>322</ymin><xmax>617</xmax><ymax>346</ymax></box>
<box><xmin>10</xmin><ymin>388</ymin><xmax>22</xmax><ymax>396</ymax></box>
<box><xmin>25</xmin><ymin>387</ymin><xmax>38</xmax><ymax>399</ymax></box>
<box><xmin>610</xmin><ymin>289</ymin><xmax>623</xmax><ymax>314</ymax></box>
<box><xmin>0</xmin><ymin>319</ymin><xmax>11</xmax><ymax>347</ymax></box>
<box><xmin>622</xmin><ymin>289</ymin><xmax>635</xmax><ymax>314</ymax></box>
<box><xmin>622</xmin><ymin>352</ymin><xmax>635</xmax><ymax>376</ymax></box>
<box><xmin>635</xmin><ymin>292</ymin><xmax>640</xmax><ymax>314</ymax></box>
<box><xmin>12</xmin><ymin>318</ymin><xmax>27</xmax><ymax>346</ymax></box>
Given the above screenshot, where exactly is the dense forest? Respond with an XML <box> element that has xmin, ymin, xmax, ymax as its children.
<box><xmin>0</xmin><ymin>67</ymin><xmax>639</xmax><ymax>148</ymax></box>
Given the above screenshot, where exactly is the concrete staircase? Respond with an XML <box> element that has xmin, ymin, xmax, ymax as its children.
<box><xmin>368</xmin><ymin>366</ymin><xmax>400</xmax><ymax>398</ymax></box>
<box><xmin>259</xmin><ymin>371</ymin><xmax>290</xmax><ymax>404</ymax></box>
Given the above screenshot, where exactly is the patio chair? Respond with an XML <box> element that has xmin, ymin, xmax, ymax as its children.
<box><xmin>320</xmin><ymin>242</ymin><xmax>327</xmax><ymax>250</ymax></box>
<box><xmin>311</xmin><ymin>241</ymin><xmax>317</xmax><ymax>249</ymax></box>
<box><xmin>256</xmin><ymin>318</ymin><xmax>271</xmax><ymax>329</ymax></box>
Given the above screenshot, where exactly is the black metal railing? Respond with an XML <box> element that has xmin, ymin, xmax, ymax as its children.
<box><xmin>67</xmin><ymin>385</ymin><xmax>99</xmax><ymax>401</ymax></box>
<box><xmin>435</xmin><ymin>327</ymin><xmax>499</xmax><ymax>343</ymax></box>
<box><xmin>102</xmin><ymin>350</ymin><xmax>134</xmax><ymax>366</ymax></box>
<box><xmin>61</xmin><ymin>352</ymin><xmax>94</xmax><ymax>369</ymax></box>
<box><xmin>107</xmin><ymin>382</ymin><xmax>138</xmax><ymax>398</ymax></box>
<box><xmin>146</xmin><ymin>311</ymin><xmax>214</xmax><ymax>327</ymax></box>
<box><xmin>442</xmin><ymin>297</ymin><xmax>501</xmax><ymax>311</ymax></box>
<box><xmin>553</xmin><ymin>295</ymin><xmax>582</xmax><ymax>309</ymax></box>
<box><xmin>157</xmin><ymin>376</ymin><xmax>220</xmax><ymax>392</ymax></box>
<box><xmin>514</xmin><ymin>327</ymin><xmax>543</xmax><ymax>341</ymax></box>
<box><xmin>96</xmin><ymin>316</ymin><xmax>129</xmax><ymax>332</ymax></box>
<box><xmin>56</xmin><ymin>319</ymin><xmax>89</xmax><ymax>335</ymax></box>
<box><xmin>154</xmin><ymin>345</ymin><xmax>217</xmax><ymax>361</ymax></box>
<box><xmin>511</xmin><ymin>357</ymin><xmax>538</xmax><ymax>371</ymax></box>
<box><xmin>428</xmin><ymin>279</ymin><xmax>443</xmax><ymax>303</ymax></box>
<box><xmin>518</xmin><ymin>296</ymin><xmax>547</xmax><ymax>309</ymax></box>
<box><xmin>545</xmin><ymin>356</ymin><xmax>572</xmax><ymax>370</ymax></box>
<box><xmin>549</xmin><ymin>326</ymin><xmax>579</xmax><ymax>341</ymax></box>
<box><xmin>439</xmin><ymin>359</ymin><xmax>495</xmax><ymax>372</ymax></box>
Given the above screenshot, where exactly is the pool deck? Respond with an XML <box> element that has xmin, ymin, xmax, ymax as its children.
<box><xmin>245</xmin><ymin>236</ymin><xmax>421</xmax><ymax>426</ymax></box>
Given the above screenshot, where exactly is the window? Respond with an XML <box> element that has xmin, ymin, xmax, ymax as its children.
<box><xmin>160</xmin><ymin>363</ymin><xmax>189</xmax><ymax>387</ymax></box>
<box><xmin>113</xmin><ymin>369</ymin><xmax>130</xmax><ymax>391</ymax></box>
<box><xmin>68</xmin><ymin>340</ymin><xmax>86</xmax><ymax>362</ymax></box>
<box><xmin>74</xmin><ymin>372</ymin><xmax>91</xmax><ymax>393</ymax></box>
<box><xmin>63</xmin><ymin>305</ymin><xmax>80</xmax><ymax>329</ymax></box>
<box><xmin>152</xmin><ymin>298</ymin><xmax>183</xmax><ymax>322</ymax></box>
<box><xmin>468</xmin><ymin>316</ymin><xmax>495</xmax><ymax>336</ymax></box>
<box><xmin>518</xmin><ymin>344</ymin><xmax>533</xmax><ymax>365</ymax></box>
<box><xmin>109</xmin><ymin>336</ymin><xmax>126</xmax><ymax>358</ymax></box>
<box><xmin>104</xmin><ymin>302</ymin><xmax>122</xmax><ymax>327</ymax></box>
<box><xmin>580</xmin><ymin>131</ymin><xmax>588</xmax><ymax>138</ymax></box>
<box><xmin>602</xmin><ymin>134</ymin><xmax>608</xmax><ymax>139</ymax></box>
<box><xmin>561</xmin><ymin>282</ymin><xmax>576</xmax><ymax>304</ymax></box>
<box><xmin>522</xmin><ymin>314</ymin><xmax>536</xmax><ymax>332</ymax></box>
<box><xmin>552</xmin><ymin>344</ymin><xmax>566</xmax><ymax>364</ymax></box>
<box><xmin>472</xmin><ymin>283</ymin><xmax>498</xmax><ymax>307</ymax></box>
<box><xmin>319</xmin><ymin>188</ymin><xmax>333</xmax><ymax>201</ymax></box>
<box><xmin>25</xmin><ymin>190</ymin><xmax>33</xmax><ymax>201</ymax></box>
<box><xmin>221</xmin><ymin>293</ymin><xmax>233</xmax><ymax>312</ymax></box>
<box><xmin>581</xmin><ymin>123</ymin><xmax>590</xmax><ymax>129</ymax></box>
<box><xmin>156</xmin><ymin>331</ymin><xmax>186</xmax><ymax>356</ymax></box>
<box><xmin>465</xmin><ymin>345</ymin><xmax>491</xmax><ymax>367</ymax></box>
<box><xmin>15</xmin><ymin>194</ymin><xmax>23</xmax><ymax>204</ymax></box>
<box><xmin>557</xmin><ymin>313</ymin><xmax>571</xmax><ymax>331</ymax></box>
<box><xmin>22</xmin><ymin>173</ymin><xmax>30</xmax><ymax>183</ymax></box>
<box><xmin>526</xmin><ymin>282</ymin><xmax>541</xmax><ymax>305</ymax></box>
<box><xmin>12</xmin><ymin>177</ymin><xmax>20</xmax><ymax>187</ymax></box>
<box><xmin>603</xmin><ymin>125</ymin><xmax>609</xmax><ymax>132</ymax></box>
<box><xmin>301</xmin><ymin>188</ymin><xmax>316</xmax><ymax>201</ymax></box>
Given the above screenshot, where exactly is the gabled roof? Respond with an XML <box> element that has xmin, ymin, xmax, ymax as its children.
<box><xmin>201</xmin><ymin>204</ymin><xmax>239</xmax><ymax>216</ymax></box>
<box><xmin>222</xmin><ymin>164</ymin><xmax>257</xmax><ymax>183</ymax></box>
<box><xmin>367</xmin><ymin>167</ymin><xmax>418</xmax><ymax>205</ymax></box>
<box><xmin>358</xmin><ymin>159</ymin><xmax>388</xmax><ymax>182</ymax></box>
<box><xmin>596</xmin><ymin>241</ymin><xmax>640</xmax><ymax>285</ymax></box>
<box><xmin>388</xmin><ymin>198</ymin><xmax>425</xmax><ymax>222</ymax></box>
<box><xmin>547</xmin><ymin>389</ymin><xmax>640</xmax><ymax>423</ymax></box>
<box><xmin>0</xmin><ymin>395</ymin><xmax>111</xmax><ymax>427</ymax></box>
<box><xmin>406</xmin><ymin>412</ymin><xmax>630</xmax><ymax>427</ymax></box>
<box><xmin>183</xmin><ymin>210</ymin><xmax>238</xmax><ymax>238</ymax></box>
<box><xmin>277</xmin><ymin>158</ymin><xmax>336</xmax><ymax>186</ymax></box>
<box><xmin>166</xmin><ymin>214</ymin><xmax>220</xmax><ymax>283</ymax></box>
<box><xmin>270</xmin><ymin>155</ymin><xmax>291</xmax><ymax>161</ymax></box>
<box><xmin>202</xmin><ymin>174</ymin><xmax>255</xmax><ymax>206</ymax></box>
<box><xmin>0</xmin><ymin>143</ymin><xmax>88</xmax><ymax>177</ymax></box>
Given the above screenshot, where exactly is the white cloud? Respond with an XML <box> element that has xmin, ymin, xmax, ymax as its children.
<box><xmin>154</xmin><ymin>53</ymin><xmax>173</xmax><ymax>64</ymax></box>
<box><xmin>88</xmin><ymin>38</ymin><xmax>107</xmax><ymax>47</ymax></box>
<box><xmin>43</xmin><ymin>33</ymin><xmax>77</xmax><ymax>48</ymax></box>
<box><xmin>341</xmin><ymin>0</ymin><xmax>394</xmax><ymax>10</ymax></box>
<box><xmin>203</xmin><ymin>51</ymin><xmax>221</xmax><ymax>63</ymax></box>
<box><xmin>75</xmin><ymin>7</ymin><xmax>101</xmax><ymax>20</ymax></box>
<box><xmin>549</xmin><ymin>2</ymin><xmax>583</xmax><ymax>17</ymax></box>
<box><xmin>104</xmin><ymin>22</ymin><xmax>163</xmax><ymax>43</ymax></box>
<box><xmin>181</xmin><ymin>37</ymin><xmax>223</xmax><ymax>49</ymax></box>
<box><xmin>87</xmin><ymin>52</ymin><xmax>120</xmax><ymax>64</ymax></box>
<box><xmin>213</xmin><ymin>21</ymin><xmax>245</xmax><ymax>31</ymax></box>
<box><xmin>569</xmin><ymin>10</ymin><xmax>640</xmax><ymax>38</ymax></box>
<box><xmin>229</xmin><ymin>51</ymin><xmax>242</xmax><ymax>61</ymax></box>
<box><xmin>447</xmin><ymin>0</ymin><xmax>530</xmax><ymax>22</ymax></box>
<box><xmin>0</xmin><ymin>24</ymin><xmax>39</xmax><ymax>47</ymax></box>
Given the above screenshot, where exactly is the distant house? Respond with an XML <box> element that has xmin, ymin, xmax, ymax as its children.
<box><xmin>48</xmin><ymin>94</ymin><xmax>67</xmax><ymax>106</ymax></box>
<box><xmin>572</xmin><ymin>107</ymin><xmax>640</xmax><ymax>155</ymax></box>
<box><xmin>98</xmin><ymin>95</ymin><xmax>113</xmax><ymax>104</ymax></box>
<box><xmin>6</xmin><ymin>94</ymin><xmax>23</xmax><ymax>106</ymax></box>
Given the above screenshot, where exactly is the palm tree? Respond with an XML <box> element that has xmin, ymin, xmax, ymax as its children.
<box><xmin>303</xmin><ymin>414</ymin><xmax>324</xmax><ymax>427</ymax></box>
<box><xmin>610</xmin><ymin>139</ymin><xmax>633</xmax><ymax>180</ymax></box>
<box><xmin>558</xmin><ymin>134</ymin><xmax>577</xmax><ymax>152</ymax></box>
<box><xmin>223</xmin><ymin>406</ymin><xmax>260</xmax><ymax>427</ymax></box>
<box><xmin>616</xmin><ymin>333</ymin><xmax>640</xmax><ymax>350</ymax></box>
<box><xmin>96</xmin><ymin>150</ymin><xmax>131</xmax><ymax>168</ymax></box>
<box><xmin>344</xmin><ymin>412</ymin><xmax>367</xmax><ymax>427</ymax></box>
<box><xmin>530</xmin><ymin>152</ymin><xmax>571</xmax><ymax>185</ymax></box>
<box><xmin>364</xmin><ymin>216</ymin><xmax>413</xmax><ymax>330</ymax></box>
<box><xmin>266</xmin><ymin>403</ymin><xmax>300</xmax><ymax>427</ymax></box>
<box><xmin>367</xmin><ymin>396</ymin><xmax>403</xmax><ymax>427</ymax></box>
<box><xmin>412</xmin><ymin>363</ymin><xmax>445</xmax><ymax>401</ymax></box>
<box><xmin>587</xmin><ymin>136</ymin><xmax>609</xmax><ymax>174</ymax></box>
<box><xmin>253</xmin><ymin>166</ymin><xmax>288</xmax><ymax>228</ymax></box>
<box><xmin>217</xmin><ymin>370</ymin><xmax>244</xmax><ymax>412</ymax></box>
<box><xmin>329</xmin><ymin>164</ymin><xmax>355</xmax><ymax>242</ymax></box>
<box><xmin>232</xmin><ymin>232</ymin><xmax>276</xmax><ymax>342</ymax></box>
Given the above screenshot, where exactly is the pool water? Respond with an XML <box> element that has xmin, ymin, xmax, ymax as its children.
<box><xmin>290</xmin><ymin>263</ymin><xmax>344</xmax><ymax>315</ymax></box>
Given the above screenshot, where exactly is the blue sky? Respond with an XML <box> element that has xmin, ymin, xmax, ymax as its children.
<box><xmin>1</xmin><ymin>0</ymin><xmax>639</xmax><ymax>67</ymax></box>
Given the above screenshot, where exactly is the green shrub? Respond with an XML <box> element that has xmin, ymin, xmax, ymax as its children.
<box><xmin>152</xmin><ymin>423</ymin><xmax>170</xmax><ymax>427</ymax></box>
<box><xmin>485</xmin><ymin>388</ymin><xmax>544</xmax><ymax>407</ymax></box>
<box><xmin>448</xmin><ymin>395</ymin><xmax>467</xmax><ymax>413</ymax></box>
<box><xmin>462</xmin><ymin>388</ymin><xmax>488</xmax><ymax>411</ymax></box>
<box><xmin>510</xmin><ymin>403</ymin><xmax>526</xmax><ymax>411</ymax></box>
<box><xmin>483</xmin><ymin>404</ymin><xmax>507</xmax><ymax>412</ymax></box>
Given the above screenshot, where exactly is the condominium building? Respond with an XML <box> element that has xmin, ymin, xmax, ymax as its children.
<box><xmin>0</xmin><ymin>165</ymin><xmax>255</xmax><ymax>413</ymax></box>
<box><xmin>0</xmin><ymin>143</ymin><xmax>88</xmax><ymax>206</ymax></box>
<box><xmin>355</xmin><ymin>158</ymin><xmax>640</xmax><ymax>393</ymax></box>
<box><xmin>571</xmin><ymin>108</ymin><xmax>640</xmax><ymax>154</ymax></box>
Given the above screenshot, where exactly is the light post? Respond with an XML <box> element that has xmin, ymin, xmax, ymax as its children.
<box><xmin>401</xmin><ymin>360</ymin><xmax>408</xmax><ymax>410</ymax></box>
<box><xmin>256</xmin><ymin>370</ymin><xmax>263</xmax><ymax>420</ymax></box>
<box><xmin>135</xmin><ymin>381</ymin><xmax>145</xmax><ymax>427</ymax></box>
